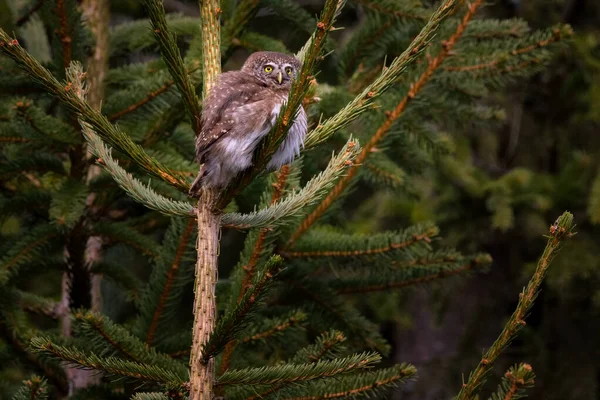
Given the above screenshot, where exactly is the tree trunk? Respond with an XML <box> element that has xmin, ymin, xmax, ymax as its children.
<box><xmin>189</xmin><ymin>188</ymin><xmax>221</xmax><ymax>400</ymax></box>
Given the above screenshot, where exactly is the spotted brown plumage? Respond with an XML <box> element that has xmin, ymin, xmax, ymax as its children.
<box><xmin>190</xmin><ymin>51</ymin><xmax>308</xmax><ymax>193</ymax></box>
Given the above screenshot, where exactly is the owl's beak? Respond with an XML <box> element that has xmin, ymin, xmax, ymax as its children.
<box><xmin>277</xmin><ymin>71</ymin><xmax>283</xmax><ymax>84</ymax></box>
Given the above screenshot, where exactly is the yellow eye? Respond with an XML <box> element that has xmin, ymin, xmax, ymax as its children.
<box><xmin>285</xmin><ymin>67</ymin><xmax>292</xmax><ymax>75</ymax></box>
<box><xmin>264</xmin><ymin>66</ymin><xmax>273</xmax><ymax>73</ymax></box>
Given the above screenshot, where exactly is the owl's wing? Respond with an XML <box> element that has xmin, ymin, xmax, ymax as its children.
<box><xmin>195</xmin><ymin>72</ymin><xmax>268</xmax><ymax>160</ymax></box>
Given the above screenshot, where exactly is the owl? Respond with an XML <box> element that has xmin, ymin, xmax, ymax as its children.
<box><xmin>189</xmin><ymin>51</ymin><xmax>308</xmax><ymax>194</ymax></box>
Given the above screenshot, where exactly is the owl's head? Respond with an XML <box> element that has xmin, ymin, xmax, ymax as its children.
<box><xmin>242</xmin><ymin>51</ymin><xmax>301</xmax><ymax>89</ymax></box>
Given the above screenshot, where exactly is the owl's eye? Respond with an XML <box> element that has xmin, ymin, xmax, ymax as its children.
<box><xmin>285</xmin><ymin>67</ymin><xmax>293</xmax><ymax>76</ymax></box>
<box><xmin>264</xmin><ymin>66</ymin><xmax>273</xmax><ymax>73</ymax></box>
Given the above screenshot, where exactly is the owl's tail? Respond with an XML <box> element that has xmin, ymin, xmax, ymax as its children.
<box><xmin>189</xmin><ymin>165</ymin><xmax>205</xmax><ymax>196</ymax></box>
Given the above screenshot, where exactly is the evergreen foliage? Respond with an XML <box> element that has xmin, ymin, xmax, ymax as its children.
<box><xmin>0</xmin><ymin>0</ymin><xmax>576</xmax><ymax>399</ymax></box>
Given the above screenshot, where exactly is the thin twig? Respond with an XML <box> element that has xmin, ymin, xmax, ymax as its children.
<box><xmin>455</xmin><ymin>212</ymin><xmax>574</xmax><ymax>399</ymax></box>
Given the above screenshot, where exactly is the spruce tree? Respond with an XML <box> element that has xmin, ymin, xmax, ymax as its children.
<box><xmin>0</xmin><ymin>1</ymin><xmax>575</xmax><ymax>399</ymax></box>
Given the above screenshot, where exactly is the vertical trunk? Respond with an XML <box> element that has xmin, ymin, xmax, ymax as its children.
<box><xmin>189</xmin><ymin>188</ymin><xmax>221</xmax><ymax>400</ymax></box>
<box><xmin>190</xmin><ymin>1</ymin><xmax>222</xmax><ymax>398</ymax></box>
<box><xmin>81</xmin><ymin>0</ymin><xmax>110</xmax><ymax>313</ymax></box>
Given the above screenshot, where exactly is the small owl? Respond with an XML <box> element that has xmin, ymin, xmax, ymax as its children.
<box><xmin>190</xmin><ymin>51</ymin><xmax>308</xmax><ymax>194</ymax></box>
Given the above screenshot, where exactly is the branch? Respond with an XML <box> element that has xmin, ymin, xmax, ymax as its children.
<box><xmin>10</xmin><ymin>375</ymin><xmax>48</xmax><ymax>400</ymax></box>
<box><xmin>240</xmin><ymin>312</ymin><xmax>305</xmax><ymax>344</ymax></box>
<box><xmin>83</xmin><ymin>124</ymin><xmax>194</xmax><ymax>216</ymax></box>
<box><xmin>282</xmin><ymin>224</ymin><xmax>437</xmax><ymax>258</ymax></box>
<box><xmin>336</xmin><ymin>255</ymin><xmax>491</xmax><ymax>294</ymax></box>
<box><xmin>242</xmin><ymin>330</ymin><xmax>348</xmax><ymax>400</ymax></box>
<box><xmin>0</xmin><ymin>32</ymin><xmax>191</xmax><ymax>192</ymax></box>
<box><xmin>221</xmin><ymin>138</ymin><xmax>361</xmax><ymax>229</ymax></box>
<box><xmin>216</xmin><ymin>352</ymin><xmax>381</xmax><ymax>386</ymax></box>
<box><xmin>146</xmin><ymin>218</ymin><xmax>196</xmax><ymax>345</ymax></box>
<box><xmin>143</xmin><ymin>0</ymin><xmax>203</xmax><ymax>134</ymax></box>
<box><xmin>30</xmin><ymin>337</ymin><xmax>186</xmax><ymax>385</ymax></box>
<box><xmin>444</xmin><ymin>26</ymin><xmax>571</xmax><ymax>72</ymax></box>
<box><xmin>281</xmin><ymin>364</ymin><xmax>417</xmax><ymax>400</ymax></box>
<box><xmin>455</xmin><ymin>212</ymin><xmax>574</xmax><ymax>400</ymax></box>
<box><xmin>488</xmin><ymin>364</ymin><xmax>535</xmax><ymax>400</ymax></box>
<box><xmin>353</xmin><ymin>0</ymin><xmax>428</xmax><ymax>21</ymax></box>
<box><xmin>288</xmin><ymin>0</ymin><xmax>481</xmax><ymax>246</ymax></box>
<box><xmin>73</xmin><ymin>310</ymin><xmax>188</xmax><ymax>378</ymax></box>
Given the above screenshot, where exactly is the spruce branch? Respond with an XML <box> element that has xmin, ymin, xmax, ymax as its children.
<box><xmin>143</xmin><ymin>0</ymin><xmax>202</xmax><ymax>134</ymax></box>
<box><xmin>280</xmin><ymin>363</ymin><xmax>417</xmax><ymax>400</ymax></box>
<box><xmin>73</xmin><ymin>310</ymin><xmax>188</xmax><ymax>378</ymax></box>
<box><xmin>238</xmin><ymin>330</ymin><xmax>347</xmax><ymax>400</ymax></box>
<box><xmin>12</xmin><ymin>100</ymin><xmax>80</xmax><ymax>144</ymax></box>
<box><xmin>17</xmin><ymin>291</ymin><xmax>58</xmax><ymax>319</ymax></box>
<box><xmin>443</xmin><ymin>25</ymin><xmax>572</xmax><ymax>73</ymax></box>
<box><xmin>108</xmin><ymin>77</ymin><xmax>177</xmax><ymax>122</ymax></box>
<box><xmin>335</xmin><ymin>254</ymin><xmax>492</xmax><ymax>294</ymax></box>
<box><xmin>217</xmin><ymin>352</ymin><xmax>381</xmax><ymax>386</ymax></box>
<box><xmin>11</xmin><ymin>375</ymin><xmax>48</xmax><ymax>400</ymax></box>
<box><xmin>240</xmin><ymin>311</ymin><xmax>306</xmax><ymax>344</ymax></box>
<box><xmin>29</xmin><ymin>337</ymin><xmax>186</xmax><ymax>385</ymax></box>
<box><xmin>201</xmin><ymin>255</ymin><xmax>283</xmax><ymax>363</ymax></box>
<box><xmin>0</xmin><ymin>223</ymin><xmax>59</xmax><ymax>286</ymax></box>
<box><xmin>236</xmin><ymin>330</ymin><xmax>346</xmax><ymax>400</ymax></box>
<box><xmin>145</xmin><ymin>218</ymin><xmax>196</xmax><ymax>346</ymax></box>
<box><xmin>353</xmin><ymin>0</ymin><xmax>429</xmax><ymax>21</ymax></box>
<box><xmin>131</xmin><ymin>394</ymin><xmax>169</xmax><ymax>400</ymax></box>
<box><xmin>221</xmin><ymin>0</ymin><xmax>260</xmax><ymax>57</ymax></box>
<box><xmin>215</xmin><ymin>0</ymin><xmax>343</xmax><ymax>209</ymax></box>
<box><xmin>109</xmin><ymin>15</ymin><xmax>200</xmax><ymax>56</ymax></box>
<box><xmin>290</xmin><ymin>330</ymin><xmax>348</xmax><ymax>364</ymax></box>
<box><xmin>283</xmin><ymin>223</ymin><xmax>437</xmax><ymax>258</ymax></box>
<box><xmin>221</xmin><ymin>138</ymin><xmax>361</xmax><ymax>229</ymax></box>
<box><xmin>289</xmin><ymin>0</ymin><xmax>481</xmax><ymax>247</ymax></box>
<box><xmin>488</xmin><ymin>364</ymin><xmax>535</xmax><ymax>400</ymax></box>
<box><xmin>455</xmin><ymin>212</ymin><xmax>574</xmax><ymax>400</ymax></box>
<box><xmin>303</xmin><ymin>0</ymin><xmax>462</xmax><ymax>150</ymax></box>
<box><xmin>286</xmin><ymin>278</ymin><xmax>390</xmax><ymax>353</ymax></box>
<box><xmin>82</xmin><ymin>127</ymin><xmax>194</xmax><ymax>216</ymax></box>
<box><xmin>132</xmin><ymin>218</ymin><xmax>196</xmax><ymax>348</ymax></box>
<box><xmin>295</xmin><ymin>0</ymin><xmax>346</xmax><ymax>63</ymax></box>
<box><xmin>0</xmin><ymin>305</ymin><xmax>68</xmax><ymax>394</ymax></box>
<box><xmin>0</xmin><ymin>33</ymin><xmax>190</xmax><ymax>191</ymax></box>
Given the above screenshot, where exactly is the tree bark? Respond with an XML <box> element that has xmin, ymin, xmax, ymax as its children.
<box><xmin>189</xmin><ymin>188</ymin><xmax>221</xmax><ymax>400</ymax></box>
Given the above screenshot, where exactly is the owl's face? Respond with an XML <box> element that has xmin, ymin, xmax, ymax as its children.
<box><xmin>241</xmin><ymin>51</ymin><xmax>301</xmax><ymax>89</ymax></box>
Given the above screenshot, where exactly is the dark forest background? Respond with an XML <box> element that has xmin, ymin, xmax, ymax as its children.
<box><xmin>1</xmin><ymin>0</ymin><xmax>599</xmax><ymax>399</ymax></box>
